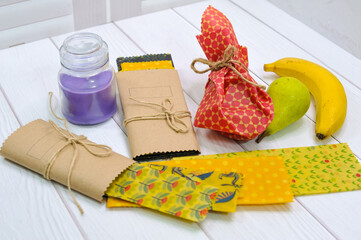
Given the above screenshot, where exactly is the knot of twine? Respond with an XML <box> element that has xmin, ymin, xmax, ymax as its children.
<box><xmin>191</xmin><ymin>45</ymin><xmax>266</xmax><ymax>89</ymax></box>
<box><xmin>123</xmin><ymin>97</ymin><xmax>191</xmax><ymax>133</ymax></box>
<box><xmin>46</xmin><ymin>92</ymin><xmax>112</xmax><ymax>214</ymax></box>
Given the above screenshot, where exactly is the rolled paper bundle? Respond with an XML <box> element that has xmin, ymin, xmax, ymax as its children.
<box><xmin>191</xmin><ymin>6</ymin><xmax>274</xmax><ymax>140</ymax></box>
<box><xmin>0</xmin><ymin>119</ymin><xmax>135</xmax><ymax>212</ymax></box>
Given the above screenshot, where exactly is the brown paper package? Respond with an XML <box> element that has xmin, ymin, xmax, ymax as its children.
<box><xmin>116</xmin><ymin>69</ymin><xmax>200</xmax><ymax>161</ymax></box>
<box><xmin>0</xmin><ymin>119</ymin><xmax>135</xmax><ymax>201</ymax></box>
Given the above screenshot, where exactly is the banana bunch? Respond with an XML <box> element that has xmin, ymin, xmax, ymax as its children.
<box><xmin>264</xmin><ymin>58</ymin><xmax>347</xmax><ymax>140</ymax></box>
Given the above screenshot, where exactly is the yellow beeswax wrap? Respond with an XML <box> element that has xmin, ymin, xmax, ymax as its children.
<box><xmin>107</xmin><ymin>164</ymin><xmax>243</xmax><ymax>212</ymax></box>
<box><xmin>116</xmin><ymin>53</ymin><xmax>174</xmax><ymax>71</ymax></box>
<box><xmin>120</xmin><ymin>61</ymin><xmax>174</xmax><ymax>71</ymax></box>
<box><xmin>107</xmin><ymin>197</ymin><xmax>136</xmax><ymax>208</ymax></box>
<box><xmin>148</xmin><ymin>164</ymin><xmax>243</xmax><ymax>212</ymax></box>
<box><xmin>175</xmin><ymin>143</ymin><xmax>361</xmax><ymax>196</ymax></box>
<box><xmin>106</xmin><ymin>163</ymin><xmax>218</xmax><ymax>222</ymax></box>
<box><xmin>157</xmin><ymin>156</ymin><xmax>294</xmax><ymax>205</ymax></box>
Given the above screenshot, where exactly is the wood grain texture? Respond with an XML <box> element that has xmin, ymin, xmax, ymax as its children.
<box><xmin>72</xmin><ymin>0</ymin><xmax>106</xmax><ymax>30</ymax></box>
<box><xmin>0</xmin><ymin>0</ymin><xmax>73</xmax><ymax>31</ymax></box>
<box><xmin>114</xmin><ymin>8</ymin><xmax>338</xmax><ymax>240</ymax></box>
<box><xmin>0</xmin><ymin>28</ymin><xmax>208</xmax><ymax>240</ymax></box>
<box><xmin>0</xmin><ymin>0</ymin><xmax>26</xmax><ymax>8</ymax></box>
<box><xmin>263</xmin><ymin>0</ymin><xmax>361</xmax><ymax>61</ymax></box>
<box><xmin>110</xmin><ymin>0</ymin><xmax>141</xmax><ymax>21</ymax></box>
<box><xmin>202</xmin><ymin>204</ymin><xmax>336</xmax><ymax>240</ymax></box>
<box><xmin>0</xmin><ymin>83</ymin><xmax>83</xmax><ymax>239</ymax></box>
<box><xmin>231</xmin><ymin>0</ymin><xmax>361</xmax><ymax>99</ymax></box>
<box><xmin>0</xmin><ymin>15</ymin><xmax>74</xmax><ymax>49</ymax></box>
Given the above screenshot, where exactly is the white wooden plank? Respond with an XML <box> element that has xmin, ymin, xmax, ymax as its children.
<box><xmin>203</xmin><ymin>203</ymin><xmax>335</xmax><ymax>240</ymax></box>
<box><xmin>231</xmin><ymin>0</ymin><xmax>361</xmax><ymax>90</ymax></box>
<box><xmin>0</xmin><ymin>15</ymin><xmax>74</xmax><ymax>49</ymax></box>
<box><xmin>72</xmin><ymin>0</ymin><xmax>106</xmax><ymax>30</ymax></box>
<box><xmin>0</xmin><ymin>88</ymin><xmax>83</xmax><ymax>239</ymax></box>
<box><xmin>0</xmin><ymin>0</ymin><xmax>73</xmax><ymax>31</ymax></box>
<box><xmin>113</xmin><ymin>8</ymin><xmax>339</xmax><ymax>240</ymax></box>
<box><xmin>0</xmin><ymin>33</ymin><xmax>210</xmax><ymax>239</ymax></box>
<box><xmin>141</xmin><ymin>0</ymin><xmax>205</xmax><ymax>14</ymax></box>
<box><xmin>0</xmin><ymin>0</ymin><xmax>26</xmax><ymax>8</ymax></box>
<box><xmin>110</xmin><ymin>0</ymin><xmax>141</xmax><ymax>21</ymax></box>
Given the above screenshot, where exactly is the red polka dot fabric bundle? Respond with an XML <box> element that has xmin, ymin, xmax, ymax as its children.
<box><xmin>193</xmin><ymin>6</ymin><xmax>274</xmax><ymax>140</ymax></box>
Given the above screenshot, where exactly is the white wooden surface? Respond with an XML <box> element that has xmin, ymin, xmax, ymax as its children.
<box><xmin>266</xmin><ymin>0</ymin><xmax>361</xmax><ymax>60</ymax></box>
<box><xmin>1</xmin><ymin>0</ymin><xmax>361</xmax><ymax>239</ymax></box>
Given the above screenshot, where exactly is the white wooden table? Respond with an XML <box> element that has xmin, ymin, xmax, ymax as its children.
<box><xmin>1</xmin><ymin>0</ymin><xmax>361</xmax><ymax>239</ymax></box>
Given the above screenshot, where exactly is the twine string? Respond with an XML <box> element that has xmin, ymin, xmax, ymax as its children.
<box><xmin>46</xmin><ymin>92</ymin><xmax>112</xmax><ymax>214</ymax></box>
<box><xmin>190</xmin><ymin>45</ymin><xmax>266</xmax><ymax>89</ymax></box>
<box><xmin>123</xmin><ymin>97</ymin><xmax>191</xmax><ymax>133</ymax></box>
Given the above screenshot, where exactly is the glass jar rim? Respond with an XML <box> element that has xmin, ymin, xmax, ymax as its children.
<box><xmin>60</xmin><ymin>32</ymin><xmax>109</xmax><ymax>71</ymax></box>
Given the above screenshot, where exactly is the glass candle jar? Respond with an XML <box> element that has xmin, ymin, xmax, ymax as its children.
<box><xmin>58</xmin><ymin>33</ymin><xmax>117</xmax><ymax>125</ymax></box>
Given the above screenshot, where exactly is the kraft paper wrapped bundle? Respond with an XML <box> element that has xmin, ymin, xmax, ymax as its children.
<box><xmin>191</xmin><ymin>6</ymin><xmax>274</xmax><ymax>140</ymax></box>
<box><xmin>116</xmin><ymin>69</ymin><xmax>200</xmax><ymax>160</ymax></box>
<box><xmin>0</xmin><ymin>119</ymin><xmax>135</xmax><ymax>212</ymax></box>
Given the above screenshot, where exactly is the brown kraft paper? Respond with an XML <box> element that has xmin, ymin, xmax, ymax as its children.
<box><xmin>0</xmin><ymin>119</ymin><xmax>135</xmax><ymax>201</ymax></box>
<box><xmin>116</xmin><ymin>69</ymin><xmax>200</xmax><ymax>160</ymax></box>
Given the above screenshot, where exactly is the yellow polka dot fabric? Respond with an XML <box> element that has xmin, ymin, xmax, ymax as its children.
<box><xmin>151</xmin><ymin>156</ymin><xmax>294</xmax><ymax>204</ymax></box>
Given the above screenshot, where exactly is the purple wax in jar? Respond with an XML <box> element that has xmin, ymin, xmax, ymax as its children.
<box><xmin>59</xmin><ymin>70</ymin><xmax>116</xmax><ymax>125</ymax></box>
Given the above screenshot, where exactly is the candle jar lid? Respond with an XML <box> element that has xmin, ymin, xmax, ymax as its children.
<box><xmin>60</xmin><ymin>32</ymin><xmax>109</xmax><ymax>71</ymax></box>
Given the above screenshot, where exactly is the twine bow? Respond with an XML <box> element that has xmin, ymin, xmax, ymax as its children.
<box><xmin>191</xmin><ymin>45</ymin><xmax>266</xmax><ymax>89</ymax></box>
<box><xmin>123</xmin><ymin>97</ymin><xmax>191</xmax><ymax>133</ymax></box>
<box><xmin>46</xmin><ymin>92</ymin><xmax>112</xmax><ymax>214</ymax></box>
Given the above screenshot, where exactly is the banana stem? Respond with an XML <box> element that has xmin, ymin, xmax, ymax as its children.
<box><xmin>263</xmin><ymin>63</ymin><xmax>274</xmax><ymax>72</ymax></box>
<box><xmin>255</xmin><ymin>131</ymin><xmax>268</xmax><ymax>143</ymax></box>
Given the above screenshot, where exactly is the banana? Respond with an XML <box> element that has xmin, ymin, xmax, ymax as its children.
<box><xmin>264</xmin><ymin>58</ymin><xmax>347</xmax><ymax>140</ymax></box>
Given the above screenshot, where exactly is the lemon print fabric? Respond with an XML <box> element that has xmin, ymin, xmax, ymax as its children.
<box><xmin>107</xmin><ymin>164</ymin><xmax>243</xmax><ymax>213</ymax></box>
<box><xmin>175</xmin><ymin>143</ymin><xmax>361</xmax><ymax>196</ymax></box>
<box><xmin>153</xmin><ymin>156</ymin><xmax>294</xmax><ymax>205</ymax></box>
<box><xmin>105</xmin><ymin>163</ymin><xmax>218</xmax><ymax>222</ymax></box>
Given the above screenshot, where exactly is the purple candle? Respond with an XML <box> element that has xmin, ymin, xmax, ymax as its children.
<box><xmin>59</xmin><ymin>70</ymin><xmax>116</xmax><ymax>125</ymax></box>
<box><xmin>58</xmin><ymin>33</ymin><xmax>117</xmax><ymax>125</ymax></box>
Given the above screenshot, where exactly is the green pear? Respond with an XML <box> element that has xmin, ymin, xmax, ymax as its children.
<box><xmin>256</xmin><ymin>77</ymin><xmax>311</xmax><ymax>143</ymax></box>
